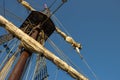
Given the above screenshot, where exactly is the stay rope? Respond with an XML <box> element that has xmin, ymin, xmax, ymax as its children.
<box><xmin>47</xmin><ymin>38</ymin><xmax>83</xmax><ymax>73</ymax></box>
<box><xmin>78</xmin><ymin>53</ymin><xmax>99</xmax><ymax>80</ymax></box>
<box><xmin>0</xmin><ymin>39</ymin><xmax>19</xmax><ymax>70</ymax></box>
<box><xmin>0</xmin><ymin>47</ymin><xmax>21</xmax><ymax>80</ymax></box>
<box><xmin>52</xmin><ymin>15</ymin><xmax>99</xmax><ymax>80</ymax></box>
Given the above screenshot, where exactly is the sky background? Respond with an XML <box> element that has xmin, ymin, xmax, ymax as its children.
<box><xmin>0</xmin><ymin>0</ymin><xmax>120</xmax><ymax>80</ymax></box>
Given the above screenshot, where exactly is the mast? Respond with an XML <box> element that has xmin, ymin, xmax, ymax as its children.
<box><xmin>8</xmin><ymin>27</ymin><xmax>39</xmax><ymax>80</ymax></box>
<box><xmin>0</xmin><ymin>15</ymin><xmax>88</xmax><ymax>80</ymax></box>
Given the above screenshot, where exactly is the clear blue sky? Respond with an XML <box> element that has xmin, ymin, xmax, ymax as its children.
<box><xmin>0</xmin><ymin>0</ymin><xmax>120</xmax><ymax>80</ymax></box>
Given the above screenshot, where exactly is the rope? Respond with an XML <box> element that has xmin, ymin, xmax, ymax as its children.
<box><xmin>52</xmin><ymin>14</ymin><xmax>71</xmax><ymax>36</ymax></box>
<box><xmin>32</xmin><ymin>55</ymin><xmax>48</xmax><ymax>80</ymax></box>
<box><xmin>48</xmin><ymin>37</ymin><xmax>98</xmax><ymax>80</ymax></box>
<box><xmin>0</xmin><ymin>1</ymin><xmax>47</xmax><ymax>25</ymax></box>
<box><xmin>0</xmin><ymin>39</ymin><xmax>14</xmax><ymax>67</ymax></box>
<box><xmin>47</xmin><ymin>38</ymin><xmax>67</xmax><ymax>62</ymax></box>
<box><xmin>0</xmin><ymin>47</ymin><xmax>20</xmax><ymax>80</ymax></box>
<box><xmin>40</xmin><ymin>57</ymin><xmax>48</xmax><ymax>80</ymax></box>
<box><xmin>0</xmin><ymin>33</ymin><xmax>14</xmax><ymax>45</ymax></box>
<box><xmin>32</xmin><ymin>55</ymin><xmax>38</xmax><ymax>80</ymax></box>
<box><xmin>6</xmin><ymin>48</ymin><xmax>21</xmax><ymax>79</ymax></box>
<box><xmin>40</xmin><ymin>0</ymin><xmax>67</xmax><ymax>27</ymax></box>
<box><xmin>0</xmin><ymin>39</ymin><xmax>19</xmax><ymax>77</ymax></box>
<box><xmin>3</xmin><ymin>44</ymin><xmax>13</xmax><ymax>54</ymax></box>
<box><xmin>0</xmin><ymin>5</ymin><xmax>24</xmax><ymax>22</ymax></box>
<box><xmin>27</xmin><ymin>54</ymin><xmax>36</xmax><ymax>80</ymax></box>
<box><xmin>0</xmin><ymin>13</ymin><xmax>34</xmax><ymax>78</ymax></box>
<box><xmin>54</xmin><ymin>68</ymin><xmax>59</xmax><ymax>80</ymax></box>
<box><xmin>78</xmin><ymin>53</ymin><xmax>99</xmax><ymax>80</ymax></box>
<box><xmin>47</xmin><ymin>38</ymin><xmax>83</xmax><ymax>73</ymax></box>
<box><xmin>0</xmin><ymin>39</ymin><xmax>19</xmax><ymax>70</ymax></box>
<box><xmin>25</xmin><ymin>54</ymin><xmax>34</xmax><ymax>80</ymax></box>
<box><xmin>49</xmin><ymin>0</ymin><xmax>57</xmax><ymax>9</ymax></box>
<box><xmin>52</xmin><ymin>2</ymin><xmax>64</xmax><ymax>17</ymax></box>
<box><xmin>5</xmin><ymin>48</ymin><xmax>21</xmax><ymax>78</ymax></box>
<box><xmin>20</xmin><ymin>54</ymin><xmax>31</xmax><ymax>80</ymax></box>
<box><xmin>48</xmin><ymin>67</ymin><xmax>59</xmax><ymax>80</ymax></box>
<box><xmin>0</xmin><ymin>39</ymin><xmax>13</xmax><ymax>56</ymax></box>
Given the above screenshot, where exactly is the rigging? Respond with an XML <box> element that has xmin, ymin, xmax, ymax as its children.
<box><xmin>0</xmin><ymin>0</ymin><xmax>95</xmax><ymax>80</ymax></box>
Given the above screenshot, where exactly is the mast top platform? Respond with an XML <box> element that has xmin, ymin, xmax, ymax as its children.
<box><xmin>20</xmin><ymin>11</ymin><xmax>55</xmax><ymax>40</ymax></box>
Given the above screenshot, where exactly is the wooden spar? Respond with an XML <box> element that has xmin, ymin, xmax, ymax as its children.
<box><xmin>55</xmin><ymin>27</ymin><xmax>82</xmax><ymax>53</ymax></box>
<box><xmin>18</xmin><ymin>0</ymin><xmax>35</xmax><ymax>11</ymax></box>
<box><xmin>0</xmin><ymin>15</ymin><xmax>88</xmax><ymax>80</ymax></box>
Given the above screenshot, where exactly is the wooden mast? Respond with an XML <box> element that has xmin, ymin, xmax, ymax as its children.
<box><xmin>0</xmin><ymin>15</ymin><xmax>88</xmax><ymax>80</ymax></box>
<box><xmin>8</xmin><ymin>27</ymin><xmax>39</xmax><ymax>80</ymax></box>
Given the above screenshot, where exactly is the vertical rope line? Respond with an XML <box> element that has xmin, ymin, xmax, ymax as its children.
<box><xmin>20</xmin><ymin>54</ymin><xmax>32</xmax><ymax>80</ymax></box>
<box><xmin>25</xmin><ymin>54</ymin><xmax>33</xmax><ymax>80</ymax></box>
<box><xmin>32</xmin><ymin>54</ymin><xmax>37</xmax><ymax>80</ymax></box>
<box><xmin>83</xmin><ymin>59</ymin><xmax>99</xmax><ymax>80</ymax></box>
<box><xmin>54</xmin><ymin>68</ymin><xmax>59</xmax><ymax>80</ymax></box>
